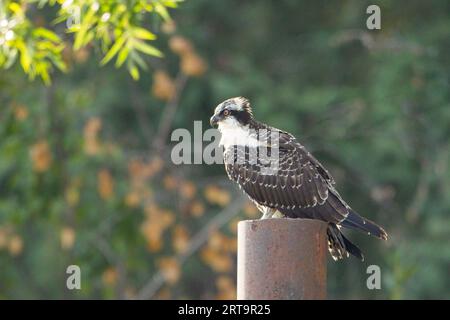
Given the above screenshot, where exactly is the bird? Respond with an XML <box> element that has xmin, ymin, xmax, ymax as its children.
<box><xmin>210</xmin><ymin>96</ymin><xmax>387</xmax><ymax>261</ymax></box>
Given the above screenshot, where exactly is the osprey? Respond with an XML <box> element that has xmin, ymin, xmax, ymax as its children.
<box><xmin>210</xmin><ymin>97</ymin><xmax>387</xmax><ymax>261</ymax></box>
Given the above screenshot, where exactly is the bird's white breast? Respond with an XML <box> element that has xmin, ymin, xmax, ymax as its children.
<box><xmin>217</xmin><ymin>118</ymin><xmax>261</xmax><ymax>149</ymax></box>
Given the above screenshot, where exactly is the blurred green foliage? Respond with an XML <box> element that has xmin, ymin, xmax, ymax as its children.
<box><xmin>0</xmin><ymin>0</ymin><xmax>181</xmax><ymax>83</ymax></box>
<box><xmin>0</xmin><ymin>0</ymin><xmax>449</xmax><ymax>299</ymax></box>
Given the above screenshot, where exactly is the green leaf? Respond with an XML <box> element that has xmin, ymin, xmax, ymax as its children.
<box><xmin>155</xmin><ymin>3</ymin><xmax>171</xmax><ymax>21</ymax></box>
<box><xmin>115</xmin><ymin>46</ymin><xmax>129</xmax><ymax>68</ymax></box>
<box><xmin>162</xmin><ymin>0</ymin><xmax>181</xmax><ymax>9</ymax></box>
<box><xmin>101</xmin><ymin>35</ymin><xmax>127</xmax><ymax>65</ymax></box>
<box><xmin>129</xmin><ymin>64</ymin><xmax>140</xmax><ymax>80</ymax></box>
<box><xmin>81</xmin><ymin>31</ymin><xmax>95</xmax><ymax>48</ymax></box>
<box><xmin>8</xmin><ymin>3</ymin><xmax>23</xmax><ymax>15</ymax></box>
<box><xmin>74</xmin><ymin>27</ymin><xmax>88</xmax><ymax>50</ymax></box>
<box><xmin>132</xmin><ymin>40</ymin><xmax>163</xmax><ymax>57</ymax></box>
<box><xmin>36</xmin><ymin>40</ymin><xmax>58</xmax><ymax>52</ymax></box>
<box><xmin>17</xmin><ymin>42</ymin><xmax>31</xmax><ymax>73</ymax></box>
<box><xmin>33</xmin><ymin>28</ymin><xmax>61</xmax><ymax>43</ymax></box>
<box><xmin>49</xmin><ymin>55</ymin><xmax>68</xmax><ymax>72</ymax></box>
<box><xmin>132</xmin><ymin>27</ymin><xmax>157</xmax><ymax>40</ymax></box>
<box><xmin>130</xmin><ymin>51</ymin><xmax>147</xmax><ymax>70</ymax></box>
<box><xmin>73</xmin><ymin>8</ymin><xmax>97</xmax><ymax>49</ymax></box>
<box><xmin>4</xmin><ymin>48</ymin><xmax>18</xmax><ymax>69</ymax></box>
<box><xmin>53</xmin><ymin>14</ymin><xmax>69</xmax><ymax>25</ymax></box>
<box><xmin>35</xmin><ymin>61</ymin><xmax>51</xmax><ymax>85</ymax></box>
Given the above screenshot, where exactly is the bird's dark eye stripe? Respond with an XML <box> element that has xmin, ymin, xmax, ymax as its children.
<box><xmin>226</xmin><ymin>109</ymin><xmax>238</xmax><ymax>116</ymax></box>
<box><xmin>221</xmin><ymin>109</ymin><xmax>235</xmax><ymax>116</ymax></box>
<box><xmin>218</xmin><ymin>108</ymin><xmax>250</xmax><ymax>124</ymax></box>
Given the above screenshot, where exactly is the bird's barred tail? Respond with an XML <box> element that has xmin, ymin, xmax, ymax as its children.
<box><xmin>327</xmin><ymin>224</ymin><xmax>364</xmax><ymax>261</ymax></box>
<box><xmin>340</xmin><ymin>210</ymin><xmax>388</xmax><ymax>240</ymax></box>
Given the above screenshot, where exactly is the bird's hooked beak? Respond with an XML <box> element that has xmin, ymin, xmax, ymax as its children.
<box><xmin>210</xmin><ymin>114</ymin><xmax>220</xmax><ymax>127</ymax></box>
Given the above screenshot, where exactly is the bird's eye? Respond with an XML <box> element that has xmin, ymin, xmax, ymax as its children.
<box><xmin>223</xmin><ymin>109</ymin><xmax>230</xmax><ymax>116</ymax></box>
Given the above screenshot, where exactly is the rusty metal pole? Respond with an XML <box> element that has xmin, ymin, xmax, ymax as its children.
<box><xmin>237</xmin><ymin>218</ymin><xmax>328</xmax><ymax>300</ymax></box>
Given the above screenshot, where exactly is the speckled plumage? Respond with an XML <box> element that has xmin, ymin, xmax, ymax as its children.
<box><xmin>211</xmin><ymin>97</ymin><xmax>388</xmax><ymax>260</ymax></box>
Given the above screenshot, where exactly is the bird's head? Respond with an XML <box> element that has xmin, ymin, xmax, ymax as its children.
<box><xmin>210</xmin><ymin>97</ymin><xmax>253</xmax><ymax>130</ymax></box>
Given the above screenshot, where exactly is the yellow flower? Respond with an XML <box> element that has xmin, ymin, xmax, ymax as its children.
<box><xmin>216</xmin><ymin>276</ymin><xmax>236</xmax><ymax>300</ymax></box>
<box><xmin>8</xmin><ymin>235</ymin><xmax>23</xmax><ymax>256</ymax></box>
<box><xmin>152</xmin><ymin>70</ymin><xmax>176</xmax><ymax>101</ymax></box>
<box><xmin>201</xmin><ymin>247</ymin><xmax>232</xmax><ymax>272</ymax></box>
<box><xmin>181</xmin><ymin>52</ymin><xmax>207</xmax><ymax>77</ymax></box>
<box><xmin>14</xmin><ymin>104</ymin><xmax>28</xmax><ymax>121</ymax></box>
<box><xmin>208</xmin><ymin>231</ymin><xmax>225</xmax><ymax>251</ymax></box>
<box><xmin>243</xmin><ymin>201</ymin><xmax>259</xmax><ymax>218</ymax></box>
<box><xmin>128</xmin><ymin>159</ymin><xmax>145</xmax><ymax>178</ymax></box>
<box><xmin>84</xmin><ymin>117</ymin><xmax>102</xmax><ymax>137</ymax></box>
<box><xmin>160</xmin><ymin>209</ymin><xmax>175</xmax><ymax>228</ymax></box>
<box><xmin>98</xmin><ymin>169</ymin><xmax>114</xmax><ymax>200</ymax></box>
<box><xmin>172</xmin><ymin>225</ymin><xmax>189</xmax><ymax>253</ymax></box>
<box><xmin>223</xmin><ymin>237</ymin><xmax>237</xmax><ymax>253</ymax></box>
<box><xmin>190</xmin><ymin>201</ymin><xmax>205</xmax><ymax>217</ymax></box>
<box><xmin>144</xmin><ymin>157</ymin><xmax>164</xmax><ymax>177</ymax></box>
<box><xmin>30</xmin><ymin>140</ymin><xmax>52</xmax><ymax>172</ymax></box>
<box><xmin>204</xmin><ymin>185</ymin><xmax>231</xmax><ymax>206</ymax></box>
<box><xmin>102</xmin><ymin>267</ymin><xmax>118</xmax><ymax>286</ymax></box>
<box><xmin>228</xmin><ymin>218</ymin><xmax>240</xmax><ymax>234</ymax></box>
<box><xmin>125</xmin><ymin>192</ymin><xmax>140</xmax><ymax>208</ymax></box>
<box><xmin>60</xmin><ymin>227</ymin><xmax>76</xmax><ymax>250</ymax></box>
<box><xmin>163</xmin><ymin>175</ymin><xmax>178</xmax><ymax>191</ymax></box>
<box><xmin>141</xmin><ymin>205</ymin><xmax>174</xmax><ymax>252</ymax></box>
<box><xmin>141</xmin><ymin>220</ymin><xmax>163</xmax><ymax>252</ymax></box>
<box><xmin>144</xmin><ymin>203</ymin><xmax>158</xmax><ymax>217</ymax></box>
<box><xmin>84</xmin><ymin>139</ymin><xmax>101</xmax><ymax>156</ymax></box>
<box><xmin>83</xmin><ymin>117</ymin><xmax>102</xmax><ymax>155</ymax></box>
<box><xmin>158</xmin><ymin>257</ymin><xmax>180</xmax><ymax>284</ymax></box>
<box><xmin>207</xmin><ymin>231</ymin><xmax>237</xmax><ymax>252</ymax></box>
<box><xmin>168</xmin><ymin>36</ymin><xmax>193</xmax><ymax>56</ymax></box>
<box><xmin>180</xmin><ymin>181</ymin><xmax>196</xmax><ymax>199</ymax></box>
<box><xmin>161</xmin><ymin>20</ymin><xmax>176</xmax><ymax>34</ymax></box>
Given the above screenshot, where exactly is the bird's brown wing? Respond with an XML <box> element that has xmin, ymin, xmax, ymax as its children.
<box><xmin>225</xmin><ymin>130</ymin><xmax>348</xmax><ymax>224</ymax></box>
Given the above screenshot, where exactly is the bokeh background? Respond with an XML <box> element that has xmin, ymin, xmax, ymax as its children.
<box><xmin>1</xmin><ymin>0</ymin><xmax>449</xmax><ymax>299</ymax></box>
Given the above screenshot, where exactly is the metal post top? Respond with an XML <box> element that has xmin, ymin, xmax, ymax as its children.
<box><xmin>237</xmin><ymin>217</ymin><xmax>328</xmax><ymax>300</ymax></box>
<box><xmin>238</xmin><ymin>217</ymin><xmax>328</xmax><ymax>230</ymax></box>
